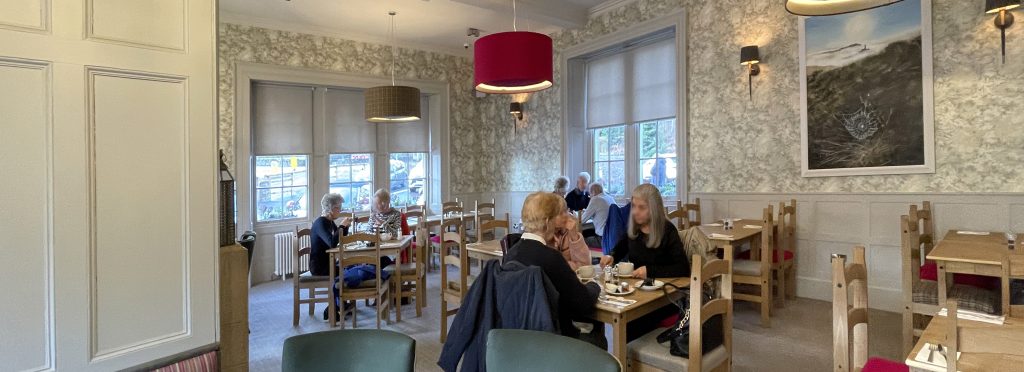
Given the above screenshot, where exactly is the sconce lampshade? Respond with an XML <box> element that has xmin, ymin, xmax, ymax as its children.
<box><xmin>740</xmin><ymin>45</ymin><xmax>760</xmax><ymax>65</ymax></box>
<box><xmin>474</xmin><ymin>31</ymin><xmax>553</xmax><ymax>94</ymax></box>
<box><xmin>785</xmin><ymin>0</ymin><xmax>905</xmax><ymax>16</ymax></box>
<box><xmin>987</xmin><ymin>0</ymin><xmax>1021</xmax><ymax>13</ymax></box>
<box><xmin>365</xmin><ymin>85</ymin><xmax>421</xmax><ymax>123</ymax></box>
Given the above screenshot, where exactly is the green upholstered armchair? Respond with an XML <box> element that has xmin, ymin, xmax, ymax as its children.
<box><xmin>282</xmin><ymin>329</ymin><xmax>415</xmax><ymax>372</ymax></box>
<box><xmin>485</xmin><ymin>329</ymin><xmax>621</xmax><ymax>372</ymax></box>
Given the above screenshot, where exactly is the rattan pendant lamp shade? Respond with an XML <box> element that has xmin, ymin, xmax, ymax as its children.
<box><xmin>366</xmin><ymin>11</ymin><xmax>421</xmax><ymax>123</ymax></box>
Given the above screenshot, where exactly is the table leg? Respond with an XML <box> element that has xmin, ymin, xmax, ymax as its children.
<box><xmin>612</xmin><ymin>314</ymin><xmax>628</xmax><ymax>368</ymax></box>
<box><xmin>395</xmin><ymin>246</ymin><xmax>403</xmax><ymax>323</ymax></box>
<box><xmin>329</xmin><ymin>251</ymin><xmax>337</xmax><ymax>328</ymax></box>
<box><xmin>1002</xmin><ymin>262</ymin><xmax>1010</xmax><ymax>316</ymax></box>
<box><xmin>937</xmin><ymin>263</ymin><xmax>948</xmax><ymax>306</ymax></box>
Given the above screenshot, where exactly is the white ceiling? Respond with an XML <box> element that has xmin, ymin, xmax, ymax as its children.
<box><xmin>219</xmin><ymin>0</ymin><xmax>619</xmax><ymax>56</ymax></box>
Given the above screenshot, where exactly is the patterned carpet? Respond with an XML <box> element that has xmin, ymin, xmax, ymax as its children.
<box><xmin>248</xmin><ymin>270</ymin><xmax>903</xmax><ymax>371</ymax></box>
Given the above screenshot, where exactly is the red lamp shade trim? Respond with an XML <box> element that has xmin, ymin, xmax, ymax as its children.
<box><xmin>474</xmin><ymin>31</ymin><xmax>553</xmax><ymax>94</ymax></box>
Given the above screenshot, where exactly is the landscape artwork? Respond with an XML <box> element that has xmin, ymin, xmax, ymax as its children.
<box><xmin>800</xmin><ymin>0</ymin><xmax>934</xmax><ymax>177</ymax></box>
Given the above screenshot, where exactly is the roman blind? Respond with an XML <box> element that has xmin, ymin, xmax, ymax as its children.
<box><xmin>325</xmin><ymin>88</ymin><xmax>377</xmax><ymax>153</ymax></box>
<box><xmin>384</xmin><ymin>96</ymin><xmax>430</xmax><ymax>153</ymax></box>
<box><xmin>585</xmin><ymin>36</ymin><xmax>676</xmax><ymax>128</ymax></box>
<box><xmin>252</xmin><ymin>83</ymin><xmax>314</xmax><ymax>155</ymax></box>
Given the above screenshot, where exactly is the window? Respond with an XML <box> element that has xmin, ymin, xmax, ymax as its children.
<box><xmin>593</xmin><ymin>126</ymin><xmax>626</xmax><ymax>197</ymax></box>
<box><xmin>389</xmin><ymin>153</ymin><xmax>427</xmax><ymax>207</ymax></box>
<box><xmin>254</xmin><ymin>155</ymin><xmax>309</xmax><ymax>222</ymax></box>
<box><xmin>639</xmin><ymin>119</ymin><xmax>677</xmax><ymax>197</ymax></box>
<box><xmin>329</xmin><ymin>154</ymin><xmax>374</xmax><ymax>212</ymax></box>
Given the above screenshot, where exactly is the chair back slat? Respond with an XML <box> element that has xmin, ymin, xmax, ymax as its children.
<box><xmin>833</xmin><ymin>246</ymin><xmax>869</xmax><ymax>372</ymax></box>
<box><xmin>688</xmin><ymin>252</ymin><xmax>733</xmax><ymax>372</ymax></box>
<box><xmin>777</xmin><ymin>199</ymin><xmax>797</xmax><ymax>257</ymax></box>
<box><xmin>478</xmin><ymin>213</ymin><xmax>510</xmax><ymax>243</ymax></box>
<box><xmin>439</xmin><ymin>223</ymin><xmax>469</xmax><ymax>297</ymax></box>
<box><xmin>667</xmin><ymin>200</ymin><xmax>687</xmax><ymax>231</ymax></box>
<box><xmin>759</xmin><ymin>206</ymin><xmax>775</xmax><ymax>272</ymax></box>
<box><xmin>294</xmin><ymin>227</ymin><xmax>312</xmax><ymax>278</ymax></box>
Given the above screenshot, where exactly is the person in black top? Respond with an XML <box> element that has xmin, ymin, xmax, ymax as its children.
<box><xmin>600</xmin><ymin>183</ymin><xmax>690</xmax><ymax>340</ymax></box>
<box><xmin>311</xmin><ymin>193</ymin><xmax>352</xmax><ymax>320</ymax></box>
<box><xmin>505</xmin><ymin>192</ymin><xmax>601</xmax><ymax>339</ymax></box>
<box><xmin>564</xmin><ymin>172</ymin><xmax>591</xmax><ymax>212</ymax></box>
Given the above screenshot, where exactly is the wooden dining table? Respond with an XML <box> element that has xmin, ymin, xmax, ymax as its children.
<box><xmin>590</xmin><ymin>276</ymin><xmax>690</xmax><ymax>366</ymax></box>
<box><xmin>697</xmin><ymin>219</ymin><xmax>768</xmax><ymax>257</ymax></box>
<box><xmin>325</xmin><ymin>235</ymin><xmax>414</xmax><ymax>327</ymax></box>
<box><xmin>466</xmin><ymin>239</ymin><xmax>503</xmax><ymax>260</ymax></box>
<box><xmin>927</xmin><ymin>230</ymin><xmax>1024</xmax><ymax>317</ymax></box>
<box><xmin>905</xmin><ymin>314</ymin><xmax>1024</xmax><ymax>371</ymax></box>
<box><xmin>407</xmin><ymin>211</ymin><xmax>478</xmax><ymax>229</ymax></box>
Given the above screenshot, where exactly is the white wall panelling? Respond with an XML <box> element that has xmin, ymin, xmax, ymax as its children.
<box><xmin>0</xmin><ymin>0</ymin><xmax>49</xmax><ymax>33</ymax></box>
<box><xmin>691</xmin><ymin>192</ymin><xmax>1024</xmax><ymax>312</ymax></box>
<box><xmin>86</xmin><ymin>0</ymin><xmax>186</xmax><ymax>51</ymax></box>
<box><xmin>0</xmin><ymin>57</ymin><xmax>54</xmax><ymax>372</ymax></box>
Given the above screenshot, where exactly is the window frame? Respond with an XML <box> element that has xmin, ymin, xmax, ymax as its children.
<box><xmin>252</xmin><ymin>154</ymin><xmax>311</xmax><ymax>224</ymax></box>
<box><xmin>327</xmin><ymin>153</ymin><xmax>376</xmax><ymax>212</ymax></box>
<box><xmin>387</xmin><ymin>152</ymin><xmax>430</xmax><ymax>209</ymax></box>
<box><xmin>636</xmin><ymin>117</ymin><xmax>678</xmax><ymax>198</ymax></box>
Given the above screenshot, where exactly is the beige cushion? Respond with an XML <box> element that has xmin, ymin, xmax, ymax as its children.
<box><xmin>383</xmin><ymin>263</ymin><xmax>419</xmax><ymax>276</ymax></box>
<box><xmin>628</xmin><ymin>327</ymin><xmax>728</xmax><ymax>372</ymax></box>
<box><xmin>913</xmin><ymin>280</ymin><xmax>1000</xmax><ymax>314</ymax></box>
<box><xmin>732</xmin><ymin>259</ymin><xmax>763</xmax><ymax>276</ymax></box>
<box><xmin>298</xmin><ymin>271</ymin><xmax>330</xmax><ymax>284</ymax></box>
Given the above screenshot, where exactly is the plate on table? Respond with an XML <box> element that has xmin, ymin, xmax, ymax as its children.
<box><xmin>635</xmin><ymin>280</ymin><xmax>665</xmax><ymax>291</ymax></box>
<box><xmin>603</xmin><ymin>282</ymin><xmax>635</xmax><ymax>296</ymax></box>
<box><xmin>615</xmin><ymin>273</ymin><xmax>636</xmax><ymax>278</ymax></box>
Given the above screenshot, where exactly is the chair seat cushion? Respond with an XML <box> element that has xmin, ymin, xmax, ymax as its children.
<box><xmin>732</xmin><ymin>259</ymin><xmax>763</xmax><ymax>276</ymax></box>
<box><xmin>298</xmin><ymin>271</ymin><xmax>330</xmax><ymax>283</ymax></box>
<box><xmin>913</xmin><ymin>280</ymin><xmax>1000</xmax><ymax>314</ymax></box>
<box><xmin>627</xmin><ymin>327</ymin><xmax>728</xmax><ymax>372</ymax></box>
<box><xmin>862</xmin><ymin>357</ymin><xmax>909</xmax><ymax>372</ymax></box>
<box><xmin>383</xmin><ymin>263</ymin><xmax>419</xmax><ymax>276</ymax></box>
<box><xmin>919</xmin><ymin>262</ymin><xmax>1000</xmax><ymax>290</ymax></box>
<box><xmin>736</xmin><ymin>249</ymin><xmax>793</xmax><ymax>263</ymax></box>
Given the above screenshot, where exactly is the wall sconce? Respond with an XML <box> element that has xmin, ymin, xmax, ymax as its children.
<box><xmin>987</xmin><ymin>0</ymin><xmax>1020</xmax><ymax>64</ymax></box>
<box><xmin>510</xmin><ymin>101</ymin><xmax>524</xmax><ymax>133</ymax></box>
<box><xmin>740</xmin><ymin>45</ymin><xmax>761</xmax><ymax>100</ymax></box>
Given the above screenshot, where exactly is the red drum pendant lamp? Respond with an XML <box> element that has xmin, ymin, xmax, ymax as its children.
<box><xmin>473</xmin><ymin>0</ymin><xmax>553</xmax><ymax>94</ymax></box>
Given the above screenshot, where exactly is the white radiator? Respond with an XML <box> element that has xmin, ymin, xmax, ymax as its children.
<box><xmin>274</xmin><ymin>232</ymin><xmax>311</xmax><ymax>280</ymax></box>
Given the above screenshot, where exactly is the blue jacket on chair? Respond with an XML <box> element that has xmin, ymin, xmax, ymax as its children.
<box><xmin>437</xmin><ymin>260</ymin><xmax>559</xmax><ymax>372</ymax></box>
<box><xmin>602</xmin><ymin>202</ymin><xmax>630</xmax><ymax>255</ymax></box>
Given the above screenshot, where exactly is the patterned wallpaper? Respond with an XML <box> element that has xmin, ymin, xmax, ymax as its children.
<box><xmin>536</xmin><ymin>0</ymin><xmax>1024</xmax><ymax>193</ymax></box>
<box><xmin>218</xmin><ymin>23</ymin><xmax>518</xmax><ymax>195</ymax></box>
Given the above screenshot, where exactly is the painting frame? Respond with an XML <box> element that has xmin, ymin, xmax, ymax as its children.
<box><xmin>799</xmin><ymin>0</ymin><xmax>934</xmax><ymax>177</ymax></box>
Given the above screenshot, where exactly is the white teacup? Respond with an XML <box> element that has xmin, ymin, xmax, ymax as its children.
<box><xmin>576</xmin><ymin>265</ymin><xmax>595</xmax><ymax>279</ymax></box>
<box><xmin>615</xmin><ymin>262</ymin><xmax>634</xmax><ymax>276</ymax></box>
<box><xmin>380</xmin><ymin>233</ymin><xmax>394</xmax><ymax>241</ymax></box>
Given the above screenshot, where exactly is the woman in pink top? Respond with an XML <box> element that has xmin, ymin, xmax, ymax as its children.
<box><xmin>551</xmin><ymin>211</ymin><xmax>591</xmax><ymax>271</ymax></box>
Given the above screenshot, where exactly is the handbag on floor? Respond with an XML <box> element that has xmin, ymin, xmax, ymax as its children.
<box><xmin>655</xmin><ymin>282</ymin><xmax>724</xmax><ymax>358</ymax></box>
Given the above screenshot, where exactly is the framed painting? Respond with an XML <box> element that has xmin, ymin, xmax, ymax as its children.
<box><xmin>799</xmin><ymin>0</ymin><xmax>934</xmax><ymax>177</ymax></box>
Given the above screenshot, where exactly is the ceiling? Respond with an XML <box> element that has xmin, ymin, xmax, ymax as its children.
<box><xmin>219</xmin><ymin>0</ymin><xmax>617</xmax><ymax>56</ymax></box>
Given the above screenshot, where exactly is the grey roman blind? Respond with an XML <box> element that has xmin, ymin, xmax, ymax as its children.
<box><xmin>585</xmin><ymin>35</ymin><xmax>676</xmax><ymax>128</ymax></box>
<box><xmin>325</xmin><ymin>88</ymin><xmax>377</xmax><ymax>153</ymax></box>
<box><xmin>252</xmin><ymin>83</ymin><xmax>314</xmax><ymax>155</ymax></box>
<box><xmin>384</xmin><ymin>96</ymin><xmax>430</xmax><ymax>153</ymax></box>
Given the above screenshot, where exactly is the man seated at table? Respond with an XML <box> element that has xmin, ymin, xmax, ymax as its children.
<box><xmin>565</xmin><ymin>172</ymin><xmax>591</xmax><ymax>212</ymax></box>
<box><xmin>505</xmin><ymin>192</ymin><xmax>602</xmax><ymax>340</ymax></box>
<box><xmin>311</xmin><ymin>193</ymin><xmax>352</xmax><ymax>320</ymax></box>
<box><xmin>580</xmin><ymin>182</ymin><xmax>614</xmax><ymax>249</ymax></box>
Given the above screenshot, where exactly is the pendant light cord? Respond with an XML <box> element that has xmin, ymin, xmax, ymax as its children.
<box><xmin>512</xmin><ymin>0</ymin><xmax>518</xmax><ymax>32</ymax></box>
<box><xmin>389</xmin><ymin>12</ymin><xmax>396</xmax><ymax>86</ymax></box>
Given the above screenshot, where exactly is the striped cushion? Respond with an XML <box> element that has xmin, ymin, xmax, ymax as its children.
<box><xmin>913</xmin><ymin>280</ymin><xmax>1000</xmax><ymax>314</ymax></box>
<box><xmin>152</xmin><ymin>351</ymin><xmax>218</xmax><ymax>372</ymax></box>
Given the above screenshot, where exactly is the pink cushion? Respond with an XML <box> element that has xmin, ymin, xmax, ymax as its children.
<box><xmin>736</xmin><ymin>249</ymin><xmax>794</xmax><ymax>263</ymax></box>
<box><xmin>920</xmin><ymin>262</ymin><xmax>1000</xmax><ymax>290</ymax></box>
<box><xmin>862</xmin><ymin>357</ymin><xmax>908</xmax><ymax>372</ymax></box>
<box><xmin>153</xmin><ymin>351</ymin><xmax>218</xmax><ymax>372</ymax></box>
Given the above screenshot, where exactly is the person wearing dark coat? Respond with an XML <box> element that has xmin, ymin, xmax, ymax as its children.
<box><xmin>600</xmin><ymin>183</ymin><xmax>691</xmax><ymax>341</ymax></box>
<box><xmin>564</xmin><ymin>172</ymin><xmax>592</xmax><ymax>212</ymax></box>
<box><xmin>310</xmin><ymin>193</ymin><xmax>351</xmax><ymax>320</ymax></box>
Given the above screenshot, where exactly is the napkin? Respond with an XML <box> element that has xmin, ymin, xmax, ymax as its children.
<box><xmin>956</xmin><ymin>230</ymin><xmax>990</xmax><ymax>235</ymax></box>
<box><xmin>937</xmin><ymin>307</ymin><xmax>1005</xmax><ymax>325</ymax></box>
<box><xmin>704</xmin><ymin>223</ymin><xmax>723</xmax><ymax>227</ymax></box>
<box><xmin>743</xmin><ymin>225</ymin><xmax>762</xmax><ymax>229</ymax></box>
<box><xmin>912</xmin><ymin>343</ymin><xmax>961</xmax><ymax>370</ymax></box>
<box><xmin>708</xmin><ymin>233</ymin><xmax>733</xmax><ymax>239</ymax></box>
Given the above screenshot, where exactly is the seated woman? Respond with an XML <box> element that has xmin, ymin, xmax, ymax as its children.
<box><xmin>310</xmin><ymin>193</ymin><xmax>352</xmax><ymax>319</ymax></box>
<box><xmin>369</xmin><ymin>188</ymin><xmax>402</xmax><ymax>238</ymax></box>
<box><xmin>552</xmin><ymin>213</ymin><xmax>591</xmax><ymax>271</ymax></box>
<box><xmin>505</xmin><ymin>192</ymin><xmax>601</xmax><ymax>338</ymax></box>
<box><xmin>599</xmin><ymin>183</ymin><xmax>690</xmax><ymax>340</ymax></box>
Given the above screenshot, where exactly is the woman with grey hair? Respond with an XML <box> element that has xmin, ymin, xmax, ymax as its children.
<box><xmin>311</xmin><ymin>193</ymin><xmax>353</xmax><ymax>320</ymax></box>
<box><xmin>370</xmin><ymin>188</ymin><xmax>402</xmax><ymax>238</ymax></box>
<box><xmin>599</xmin><ymin>183</ymin><xmax>688</xmax><ymax>340</ymax></box>
<box><xmin>553</xmin><ymin>176</ymin><xmax>570</xmax><ymax>196</ymax></box>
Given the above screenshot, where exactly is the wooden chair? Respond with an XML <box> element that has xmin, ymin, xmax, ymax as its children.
<box><xmin>469</xmin><ymin>199</ymin><xmax>496</xmax><ymax>241</ymax></box>
<box><xmin>439</xmin><ymin>218</ymin><xmax>470</xmax><ymax>342</ymax></box>
<box><xmin>628</xmin><ymin>247</ymin><xmax>733</xmax><ymax>372</ymax></box>
<box><xmin>731</xmin><ymin>205</ymin><xmax>774</xmax><ymax>327</ymax></box>
<box><xmin>387</xmin><ymin>224</ymin><xmax>426</xmax><ymax>322</ymax></box>
<box><xmin>833</xmin><ymin>246</ymin><xmax>909</xmax><ymax>372</ymax></box>
<box><xmin>430</xmin><ymin>202</ymin><xmax>465</xmax><ymax>271</ymax></box>
<box><xmin>945</xmin><ymin>299</ymin><xmax>1024</xmax><ymax>372</ymax></box>
<box><xmin>477</xmin><ymin>213</ymin><xmax>510</xmax><ymax>243</ymax></box>
<box><xmin>403</xmin><ymin>207</ymin><xmax>426</xmax><ymax>307</ymax></box>
<box><xmin>292</xmin><ymin>227</ymin><xmax>330</xmax><ymax>326</ymax></box>
<box><xmin>901</xmin><ymin>203</ymin><xmax>938</xmax><ymax>356</ymax></box>
<box><xmin>667</xmin><ymin>198</ymin><xmax>703</xmax><ymax>230</ymax></box>
<box><xmin>774</xmin><ymin>199</ymin><xmax>797</xmax><ymax>307</ymax></box>
<box><xmin>335</xmin><ymin>233</ymin><xmax>390</xmax><ymax>329</ymax></box>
